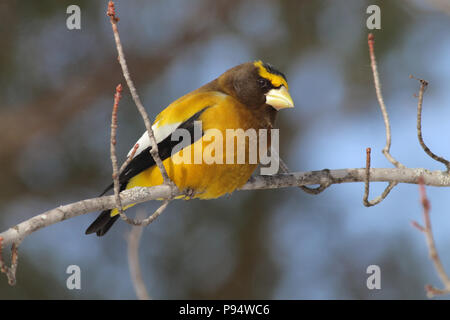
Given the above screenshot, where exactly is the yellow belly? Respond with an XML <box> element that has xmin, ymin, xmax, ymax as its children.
<box><xmin>126</xmin><ymin>139</ymin><xmax>258</xmax><ymax>200</ymax></box>
<box><xmin>111</xmin><ymin>98</ymin><xmax>266</xmax><ymax>216</ymax></box>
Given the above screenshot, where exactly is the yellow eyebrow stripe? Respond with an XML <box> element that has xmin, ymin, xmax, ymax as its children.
<box><xmin>254</xmin><ymin>60</ymin><xmax>288</xmax><ymax>90</ymax></box>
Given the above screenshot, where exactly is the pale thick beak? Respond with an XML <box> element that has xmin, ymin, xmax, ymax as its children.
<box><xmin>265</xmin><ymin>86</ymin><xmax>294</xmax><ymax>110</ymax></box>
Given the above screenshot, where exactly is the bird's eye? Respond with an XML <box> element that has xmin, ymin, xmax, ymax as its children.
<box><xmin>258</xmin><ymin>78</ymin><xmax>271</xmax><ymax>90</ymax></box>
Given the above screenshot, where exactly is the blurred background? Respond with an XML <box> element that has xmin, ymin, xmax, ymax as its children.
<box><xmin>1</xmin><ymin>0</ymin><xmax>450</xmax><ymax>299</ymax></box>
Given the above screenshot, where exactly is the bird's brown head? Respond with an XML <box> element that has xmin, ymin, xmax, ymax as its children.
<box><xmin>218</xmin><ymin>60</ymin><xmax>294</xmax><ymax>111</ymax></box>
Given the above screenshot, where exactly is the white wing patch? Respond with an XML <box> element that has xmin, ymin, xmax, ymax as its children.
<box><xmin>126</xmin><ymin>93</ymin><xmax>226</xmax><ymax>159</ymax></box>
<box><xmin>127</xmin><ymin>121</ymin><xmax>182</xmax><ymax>158</ymax></box>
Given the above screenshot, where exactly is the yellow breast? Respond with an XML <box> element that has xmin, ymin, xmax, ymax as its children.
<box><xmin>126</xmin><ymin>95</ymin><xmax>263</xmax><ymax>199</ymax></box>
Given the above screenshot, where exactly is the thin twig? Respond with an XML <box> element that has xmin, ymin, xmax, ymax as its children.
<box><xmin>363</xmin><ymin>147</ymin><xmax>397</xmax><ymax>206</ymax></box>
<box><xmin>298</xmin><ymin>172</ymin><xmax>331</xmax><ymax>194</ymax></box>
<box><xmin>368</xmin><ymin>33</ymin><xmax>405</xmax><ymax>169</ymax></box>
<box><xmin>121</xmin><ymin>200</ymin><xmax>170</xmax><ymax>227</ymax></box>
<box><xmin>0</xmin><ymin>237</ymin><xmax>20</xmax><ymax>286</ymax></box>
<box><xmin>110</xmin><ymin>85</ymin><xmax>170</xmax><ymax>227</ymax></box>
<box><xmin>127</xmin><ymin>210</ymin><xmax>151</xmax><ymax>300</ymax></box>
<box><xmin>412</xmin><ymin>176</ymin><xmax>450</xmax><ymax>298</ymax></box>
<box><xmin>119</xmin><ymin>143</ymin><xmax>139</xmax><ymax>174</ymax></box>
<box><xmin>106</xmin><ymin>1</ymin><xmax>175</xmax><ymax>228</ymax></box>
<box><xmin>413</xmin><ymin>77</ymin><xmax>450</xmax><ymax>172</ymax></box>
<box><xmin>138</xmin><ymin>201</ymin><xmax>170</xmax><ymax>227</ymax></box>
<box><xmin>110</xmin><ymin>84</ymin><xmax>128</xmax><ymax>223</ymax></box>
<box><xmin>109</xmin><ymin>84</ymin><xmax>140</xmax><ymax>226</ymax></box>
<box><xmin>107</xmin><ymin>1</ymin><xmax>172</xmax><ymax>186</ymax></box>
<box><xmin>363</xmin><ymin>33</ymin><xmax>403</xmax><ymax>207</ymax></box>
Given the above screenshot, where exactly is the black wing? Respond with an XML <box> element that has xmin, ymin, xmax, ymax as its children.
<box><xmin>99</xmin><ymin>107</ymin><xmax>208</xmax><ymax>196</ymax></box>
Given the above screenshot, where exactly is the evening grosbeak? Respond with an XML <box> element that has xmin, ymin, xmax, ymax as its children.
<box><xmin>86</xmin><ymin>60</ymin><xmax>294</xmax><ymax>236</ymax></box>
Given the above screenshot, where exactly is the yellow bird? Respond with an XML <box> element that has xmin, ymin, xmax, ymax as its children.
<box><xmin>86</xmin><ymin>61</ymin><xmax>294</xmax><ymax>236</ymax></box>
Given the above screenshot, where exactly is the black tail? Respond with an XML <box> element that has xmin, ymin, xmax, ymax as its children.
<box><xmin>87</xmin><ymin>181</ymin><xmax>126</xmax><ymax>236</ymax></box>
<box><xmin>85</xmin><ymin>209</ymin><xmax>119</xmax><ymax>236</ymax></box>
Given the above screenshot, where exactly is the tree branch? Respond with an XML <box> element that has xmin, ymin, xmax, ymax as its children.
<box><xmin>127</xmin><ymin>210</ymin><xmax>151</xmax><ymax>300</ymax></box>
<box><xmin>106</xmin><ymin>1</ymin><xmax>174</xmax><ymax>231</ymax></box>
<box><xmin>363</xmin><ymin>148</ymin><xmax>397</xmax><ymax>206</ymax></box>
<box><xmin>1</xmin><ymin>167</ymin><xmax>450</xmax><ymax>247</ymax></box>
<box><xmin>368</xmin><ymin>33</ymin><xmax>405</xmax><ymax>169</ymax></box>
<box><xmin>363</xmin><ymin>33</ymin><xmax>404</xmax><ymax>207</ymax></box>
<box><xmin>0</xmin><ymin>238</ymin><xmax>19</xmax><ymax>286</ymax></box>
<box><xmin>277</xmin><ymin>153</ymin><xmax>331</xmax><ymax>195</ymax></box>
<box><xmin>110</xmin><ymin>83</ymin><xmax>128</xmax><ymax>221</ymax></box>
<box><xmin>412</xmin><ymin>176</ymin><xmax>450</xmax><ymax>297</ymax></box>
<box><xmin>413</xmin><ymin>77</ymin><xmax>450</xmax><ymax>172</ymax></box>
<box><xmin>107</xmin><ymin>1</ymin><xmax>172</xmax><ymax>185</ymax></box>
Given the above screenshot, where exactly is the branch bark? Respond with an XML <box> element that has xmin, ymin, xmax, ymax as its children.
<box><xmin>1</xmin><ymin>167</ymin><xmax>449</xmax><ymax>247</ymax></box>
